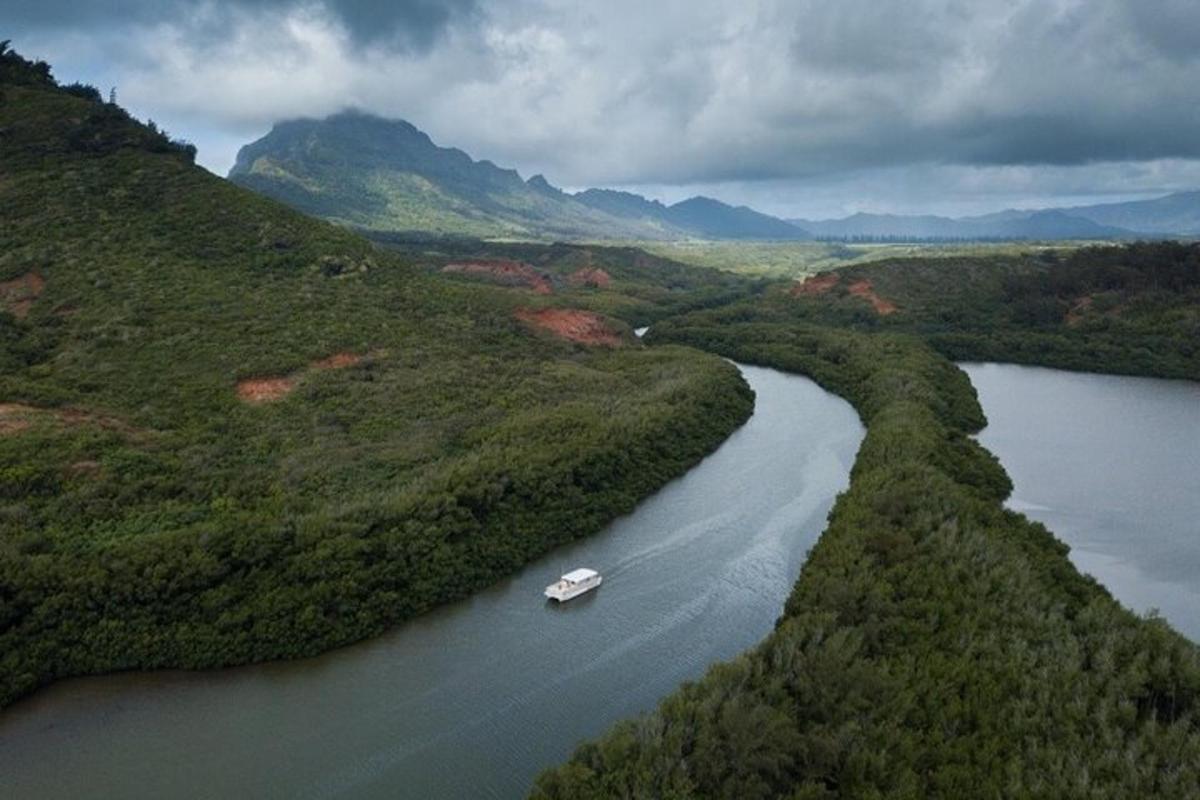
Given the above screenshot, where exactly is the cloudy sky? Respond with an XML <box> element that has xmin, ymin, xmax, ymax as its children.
<box><xmin>7</xmin><ymin>0</ymin><xmax>1200</xmax><ymax>218</ymax></box>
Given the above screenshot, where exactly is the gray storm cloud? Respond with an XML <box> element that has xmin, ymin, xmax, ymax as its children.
<box><xmin>2</xmin><ymin>0</ymin><xmax>480</xmax><ymax>49</ymax></box>
<box><xmin>5</xmin><ymin>0</ymin><xmax>1200</xmax><ymax>214</ymax></box>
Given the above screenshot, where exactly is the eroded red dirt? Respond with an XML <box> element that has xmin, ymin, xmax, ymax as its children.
<box><xmin>311</xmin><ymin>351</ymin><xmax>363</xmax><ymax>370</ymax></box>
<box><xmin>0</xmin><ymin>272</ymin><xmax>46</xmax><ymax>319</ymax></box>
<box><xmin>846</xmin><ymin>279</ymin><xmax>898</xmax><ymax>315</ymax></box>
<box><xmin>0</xmin><ymin>402</ymin><xmax>142</xmax><ymax>437</ymax></box>
<box><xmin>567</xmin><ymin>268</ymin><xmax>612</xmax><ymax>289</ymax></box>
<box><xmin>237</xmin><ymin>351</ymin><xmax>372</xmax><ymax>404</ymax></box>
<box><xmin>791</xmin><ymin>272</ymin><xmax>840</xmax><ymax>296</ymax></box>
<box><xmin>443</xmin><ymin>259</ymin><xmax>553</xmax><ymax>295</ymax></box>
<box><xmin>515</xmin><ymin>308</ymin><xmax>623</xmax><ymax>347</ymax></box>
<box><xmin>0</xmin><ymin>404</ymin><xmax>34</xmax><ymax>435</ymax></box>
<box><xmin>236</xmin><ymin>377</ymin><xmax>296</xmax><ymax>403</ymax></box>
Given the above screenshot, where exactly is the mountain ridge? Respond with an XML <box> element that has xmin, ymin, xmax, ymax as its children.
<box><xmin>229</xmin><ymin>110</ymin><xmax>810</xmax><ymax>241</ymax></box>
<box><xmin>791</xmin><ymin>192</ymin><xmax>1200</xmax><ymax>240</ymax></box>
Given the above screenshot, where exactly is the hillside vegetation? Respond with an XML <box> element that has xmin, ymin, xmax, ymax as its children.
<box><xmin>782</xmin><ymin>242</ymin><xmax>1200</xmax><ymax>379</ymax></box>
<box><xmin>0</xmin><ymin>46</ymin><xmax>752</xmax><ymax>708</ymax></box>
<box><xmin>534</xmin><ymin>309</ymin><xmax>1200</xmax><ymax>798</ymax></box>
<box><xmin>365</xmin><ymin>233</ymin><xmax>762</xmax><ymax>325</ymax></box>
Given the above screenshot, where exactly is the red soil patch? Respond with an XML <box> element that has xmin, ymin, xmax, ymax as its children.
<box><xmin>236</xmin><ymin>377</ymin><xmax>296</xmax><ymax>404</ymax></box>
<box><xmin>567</xmin><ymin>268</ymin><xmax>612</xmax><ymax>289</ymax></box>
<box><xmin>311</xmin><ymin>351</ymin><xmax>363</xmax><ymax>370</ymax></box>
<box><xmin>0</xmin><ymin>404</ymin><xmax>35</xmax><ymax>435</ymax></box>
<box><xmin>0</xmin><ymin>402</ymin><xmax>142</xmax><ymax>437</ymax></box>
<box><xmin>443</xmin><ymin>259</ymin><xmax>553</xmax><ymax>295</ymax></box>
<box><xmin>846</xmin><ymin>279</ymin><xmax>898</xmax><ymax>315</ymax></box>
<box><xmin>238</xmin><ymin>351</ymin><xmax>376</xmax><ymax>404</ymax></box>
<box><xmin>515</xmin><ymin>308</ymin><xmax>623</xmax><ymax>347</ymax></box>
<box><xmin>0</xmin><ymin>272</ymin><xmax>46</xmax><ymax>319</ymax></box>
<box><xmin>791</xmin><ymin>272</ymin><xmax>840</xmax><ymax>296</ymax></box>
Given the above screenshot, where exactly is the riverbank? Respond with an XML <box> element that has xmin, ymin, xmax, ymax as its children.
<box><xmin>534</xmin><ymin>314</ymin><xmax>1200</xmax><ymax>797</ymax></box>
<box><xmin>965</xmin><ymin>362</ymin><xmax>1200</xmax><ymax>642</ymax></box>
<box><xmin>0</xmin><ymin>366</ymin><xmax>860</xmax><ymax>799</ymax></box>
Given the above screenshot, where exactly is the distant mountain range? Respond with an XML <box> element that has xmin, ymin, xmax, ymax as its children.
<box><xmin>792</xmin><ymin>193</ymin><xmax>1200</xmax><ymax>241</ymax></box>
<box><xmin>229</xmin><ymin>110</ymin><xmax>1200</xmax><ymax>241</ymax></box>
<box><xmin>228</xmin><ymin>111</ymin><xmax>808</xmax><ymax>241</ymax></box>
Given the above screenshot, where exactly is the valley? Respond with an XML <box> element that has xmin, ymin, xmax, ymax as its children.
<box><xmin>2</xmin><ymin>33</ymin><xmax>1199</xmax><ymax>800</ymax></box>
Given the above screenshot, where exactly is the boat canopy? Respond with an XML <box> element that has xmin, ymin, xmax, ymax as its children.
<box><xmin>561</xmin><ymin>568</ymin><xmax>598</xmax><ymax>583</ymax></box>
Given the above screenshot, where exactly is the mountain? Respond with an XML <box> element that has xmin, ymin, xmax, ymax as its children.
<box><xmin>796</xmin><ymin>212</ymin><xmax>968</xmax><ymax>239</ymax></box>
<box><xmin>1062</xmin><ymin>191</ymin><xmax>1200</xmax><ymax>235</ymax></box>
<box><xmin>573</xmin><ymin>187</ymin><xmax>671</xmax><ymax>220</ymax></box>
<box><xmin>791</xmin><ymin>207</ymin><xmax>1139</xmax><ymax>240</ymax></box>
<box><xmin>660</xmin><ymin>196</ymin><xmax>809</xmax><ymax>239</ymax></box>
<box><xmin>980</xmin><ymin>209</ymin><xmax>1134</xmax><ymax>239</ymax></box>
<box><xmin>230</xmin><ymin>111</ymin><xmax>808</xmax><ymax>241</ymax></box>
<box><xmin>228</xmin><ymin>110</ymin><xmax>674</xmax><ymax>239</ymax></box>
<box><xmin>570</xmin><ymin>189</ymin><xmax>809</xmax><ymax>239</ymax></box>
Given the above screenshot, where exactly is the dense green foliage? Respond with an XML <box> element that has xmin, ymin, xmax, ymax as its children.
<box><xmin>366</xmin><ymin>234</ymin><xmax>763</xmax><ymax>326</ymax></box>
<box><xmin>0</xmin><ymin>49</ymin><xmax>753</xmax><ymax>708</ymax></box>
<box><xmin>781</xmin><ymin>243</ymin><xmax>1200</xmax><ymax>379</ymax></box>
<box><xmin>534</xmin><ymin>310</ymin><xmax>1200</xmax><ymax>798</ymax></box>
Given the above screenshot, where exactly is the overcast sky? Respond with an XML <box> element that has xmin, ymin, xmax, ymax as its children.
<box><xmin>7</xmin><ymin>0</ymin><xmax>1200</xmax><ymax>218</ymax></box>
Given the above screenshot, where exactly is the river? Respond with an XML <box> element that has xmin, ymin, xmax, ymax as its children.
<box><xmin>0</xmin><ymin>365</ymin><xmax>863</xmax><ymax>800</ymax></box>
<box><xmin>963</xmin><ymin>363</ymin><xmax>1200</xmax><ymax>642</ymax></box>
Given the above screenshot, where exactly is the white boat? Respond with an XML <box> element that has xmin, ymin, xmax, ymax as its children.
<box><xmin>544</xmin><ymin>568</ymin><xmax>602</xmax><ymax>602</ymax></box>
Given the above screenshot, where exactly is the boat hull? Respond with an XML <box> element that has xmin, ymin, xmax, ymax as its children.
<box><xmin>544</xmin><ymin>576</ymin><xmax>602</xmax><ymax>602</ymax></box>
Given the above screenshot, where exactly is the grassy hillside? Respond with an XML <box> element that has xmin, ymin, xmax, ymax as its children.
<box><xmin>775</xmin><ymin>243</ymin><xmax>1200</xmax><ymax>379</ymax></box>
<box><xmin>534</xmin><ymin>310</ymin><xmax>1200</xmax><ymax>798</ymax></box>
<box><xmin>0</xmin><ymin>47</ymin><xmax>753</xmax><ymax>708</ymax></box>
<box><xmin>631</xmin><ymin>239</ymin><xmax>1087</xmax><ymax>280</ymax></box>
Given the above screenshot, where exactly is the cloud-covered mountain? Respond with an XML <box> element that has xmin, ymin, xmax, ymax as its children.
<box><xmin>229</xmin><ymin>112</ymin><xmax>810</xmax><ymax>240</ymax></box>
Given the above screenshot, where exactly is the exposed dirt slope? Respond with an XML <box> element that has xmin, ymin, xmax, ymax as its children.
<box><xmin>515</xmin><ymin>308</ymin><xmax>624</xmax><ymax>346</ymax></box>
<box><xmin>442</xmin><ymin>259</ymin><xmax>553</xmax><ymax>294</ymax></box>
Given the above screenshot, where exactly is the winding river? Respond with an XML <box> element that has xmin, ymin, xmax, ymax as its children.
<box><xmin>964</xmin><ymin>363</ymin><xmax>1200</xmax><ymax>642</ymax></box>
<box><xmin>0</xmin><ymin>365</ymin><xmax>864</xmax><ymax>800</ymax></box>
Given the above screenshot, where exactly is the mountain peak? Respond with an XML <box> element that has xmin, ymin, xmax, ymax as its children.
<box><xmin>229</xmin><ymin>112</ymin><xmax>808</xmax><ymax>240</ymax></box>
<box><xmin>526</xmin><ymin>174</ymin><xmax>563</xmax><ymax>196</ymax></box>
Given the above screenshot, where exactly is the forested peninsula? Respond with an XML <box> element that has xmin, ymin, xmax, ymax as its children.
<box><xmin>534</xmin><ymin>306</ymin><xmax>1200</xmax><ymax>798</ymax></box>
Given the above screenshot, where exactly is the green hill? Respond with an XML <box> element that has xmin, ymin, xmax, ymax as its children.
<box><xmin>781</xmin><ymin>242</ymin><xmax>1200</xmax><ymax>379</ymax></box>
<box><xmin>0</xmin><ymin>45</ymin><xmax>752</xmax><ymax>708</ymax></box>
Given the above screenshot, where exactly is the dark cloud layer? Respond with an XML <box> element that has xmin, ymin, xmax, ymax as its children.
<box><xmin>3</xmin><ymin>0</ymin><xmax>478</xmax><ymax>49</ymax></box>
<box><xmin>5</xmin><ymin>0</ymin><xmax>1200</xmax><ymax>216</ymax></box>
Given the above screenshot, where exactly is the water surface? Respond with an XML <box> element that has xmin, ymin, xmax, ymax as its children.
<box><xmin>0</xmin><ymin>365</ymin><xmax>862</xmax><ymax>799</ymax></box>
<box><xmin>964</xmin><ymin>363</ymin><xmax>1200</xmax><ymax>641</ymax></box>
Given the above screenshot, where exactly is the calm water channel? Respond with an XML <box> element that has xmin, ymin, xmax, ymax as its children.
<box><xmin>964</xmin><ymin>363</ymin><xmax>1200</xmax><ymax>642</ymax></box>
<box><xmin>0</xmin><ymin>365</ymin><xmax>863</xmax><ymax>799</ymax></box>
